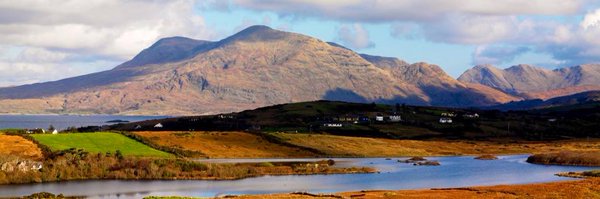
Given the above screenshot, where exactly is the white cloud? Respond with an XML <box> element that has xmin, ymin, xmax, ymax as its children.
<box><xmin>581</xmin><ymin>8</ymin><xmax>600</xmax><ymax>29</ymax></box>
<box><xmin>421</xmin><ymin>14</ymin><xmax>518</xmax><ymax>44</ymax></box>
<box><xmin>472</xmin><ymin>45</ymin><xmax>530</xmax><ymax>65</ymax></box>
<box><xmin>17</xmin><ymin>48</ymin><xmax>70</xmax><ymax>63</ymax></box>
<box><xmin>0</xmin><ymin>0</ymin><xmax>216</xmax><ymax>86</ymax></box>
<box><xmin>0</xmin><ymin>0</ymin><xmax>215</xmax><ymax>59</ymax></box>
<box><xmin>227</xmin><ymin>0</ymin><xmax>584</xmax><ymax>22</ymax></box>
<box><xmin>336</xmin><ymin>24</ymin><xmax>375</xmax><ymax>49</ymax></box>
<box><xmin>225</xmin><ymin>0</ymin><xmax>600</xmax><ymax>66</ymax></box>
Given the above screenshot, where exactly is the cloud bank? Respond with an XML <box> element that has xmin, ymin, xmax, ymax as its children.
<box><xmin>0</xmin><ymin>0</ymin><xmax>215</xmax><ymax>87</ymax></box>
<box><xmin>224</xmin><ymin>0</ymin><xmax>600</xmax><ymax>67</ymax></box>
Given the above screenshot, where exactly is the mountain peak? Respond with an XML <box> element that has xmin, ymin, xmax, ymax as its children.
<box><xmin>506</xmin><ymin>64</ymin><xmax>542</xmax><ymax>72</ymax></box>
<box><xmin>117</xmin><ymin>36</ymin><xmax>211</xmax><ymax>68</ymax></box>
<box><xmin>473</xmin><ymin>64</ymin><xmax>497</xmax><ymax>70</ymax></box>
<box><xmin>225</xmin><ymin>25</ymin><xmax>291</xmax><ymax>43</ymax></box>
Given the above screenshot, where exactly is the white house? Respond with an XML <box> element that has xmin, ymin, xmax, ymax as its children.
<box><xmin>154</xmin><ymin>123</ymin><xmax>163</xmax><ymax>128</ymax></box>
<box><xmin>389</xmin><ymin>115</ymin><xmax>402</xmax><ymax>122</ymax></box>
<box><xmin>375</xmin><ymin>115</ymin><xmax>384</xmax><ymax>122</ymax></box>
<box><xmin>439</xmin><ymin>117</ymin><xmax>453</xmax><ymax>124</ymax></box>
<box><xmin>51</xmin><ymin>129</ymin><xmax>58</xmax><ymax>134</ymax></box>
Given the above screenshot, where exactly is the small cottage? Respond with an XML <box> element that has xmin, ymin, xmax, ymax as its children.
<box><xmin>154</xmin><ymin>123</ymin><xmax>163</xmax><ymax>128</ymax></box>
<box><xmin>52</xmin><ymin>129</ymin><xmax>58</xmax><ymax>134</ymax></box>
<box><xmin>375</xmin><ymin>115</ymin><xmax>384</xmax><ymax>122</ymax></box>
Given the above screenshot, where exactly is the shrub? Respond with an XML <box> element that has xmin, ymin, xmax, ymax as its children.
<box><xmin>527</xmin><ymin>151</ymin><xmax>600</xmax><ymax>166</ymax></box>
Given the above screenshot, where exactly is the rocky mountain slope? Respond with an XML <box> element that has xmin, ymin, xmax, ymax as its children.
<box><xmin>0</xmin><ymin>25</ymin><xmax>519</xmax><ymax>115</ymax></box>
<box><xmin>458</xmin><ymin>64</ymin><xmax>600</xmax><ymax>99</ymax></box>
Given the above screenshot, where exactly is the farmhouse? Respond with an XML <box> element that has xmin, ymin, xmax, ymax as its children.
<box><xmin>375</xmin><ymin>115</ymin><xmax>384</xmax><ymax>122</ymax></box>
<box><xmin>154</xmin><ymin>123</ymin><xmax>164</xmax><ymax>128</ymax></box>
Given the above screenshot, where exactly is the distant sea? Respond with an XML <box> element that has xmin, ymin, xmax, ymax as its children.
<box><xmin>0</xmin><ymin>115</ymin><xmax>168</xmax><ymax>130</ymax></box>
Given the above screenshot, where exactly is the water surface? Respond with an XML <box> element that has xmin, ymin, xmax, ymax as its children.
<box><xmin>0</xmin><ymin>155</ymin><xmax>597</xmax><ymax>198</ymax></box>
<box><xmin>0</xmin><ymin>114</ymin><xmax>167</xmax><ymax>130</ymax></box>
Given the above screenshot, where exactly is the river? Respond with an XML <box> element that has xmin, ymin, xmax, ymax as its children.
<box><xmin>0</xmin><ymin>155</ymin><xmax>597</xmax><ymax>198</ymax></box>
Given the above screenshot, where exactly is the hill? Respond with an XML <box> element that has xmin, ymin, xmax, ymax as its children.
<box><xmin>111</xmin><ymin>100</ymin><xmax>600</xmax><ymax>140</ymax></box>
<box><xmin>0</xmin><ymin>25</ymin><xmax>517</xmax><ymax>115</ymax></box>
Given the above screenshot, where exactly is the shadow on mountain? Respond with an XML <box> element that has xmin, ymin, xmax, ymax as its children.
<box><xmin>323</xmin><ymin>88</ymin><xmax>428</xmax><ymax>106</ymax></box>
<box><xmin>322</xmin><ymin>86</ymin><xmax>504</xmax><ymax>108</ymax></box>
<box><xmin>420</xmin><ymin>85</ymin><xmax>501</xmax><ymax>107</ymax></box>
<box><xmin>322</xmin><ymin>88</ymin><xmax>369</xmax><ymax>103</ymax></box>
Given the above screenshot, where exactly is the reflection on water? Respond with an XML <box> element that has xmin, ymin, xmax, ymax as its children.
<box><xmin>0</xmin><ymin>155</ymin><xmax>597</xmax><ymax>198</ymax></box>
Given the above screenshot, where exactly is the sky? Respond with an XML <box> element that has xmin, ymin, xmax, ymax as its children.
<box><xmin>1</xmin><ymin>0</ymin><xmax>600</xmax><ymax>87</ymax></box>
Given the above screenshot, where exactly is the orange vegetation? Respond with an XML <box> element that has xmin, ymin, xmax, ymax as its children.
<box><xmin>276</xmin><ymin>133</ymin><xmax>600</xmax><ymax>157</ymax></box>
<box><xmin>233</xmin><ymin>178</ymin><xmax>600</xmax><ymax>199</ymax></box>
<box><xmin>134</xmin><ymin>131</ymin><xmax>317</xmax><ymax>158</ymax></box>
<box><xmin>0</xmin><ymin>134</ymin><xmax>42</xmax><ymax>159</ymax></box>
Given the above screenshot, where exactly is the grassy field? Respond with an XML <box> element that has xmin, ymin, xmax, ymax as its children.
<box><xmin>134</xmin><ymin>131</ymin><xmax>317</xmax><ymax>158</ymax></box>
<box><xmin>31</xmin><ymin>132</ymin><xmax>173</xmax><ymax>157</ymax></box>
<box><xmin>230</xmin><ymin>178</ymin><xmax>600</xmax><ymax>199</ymax></box>
<box><xmin>274</xmin><ymin>133</ymin><xmax>600</xmax><ymax>157</ymax></box>
<box><xmin>0</xmin><ymin>134</ymin><xmax>43</xmax><ymax>159</ymax></box>
<box><xmin>133</xmin><ymin>131</ymin><xmax>600</xmax><ymax>158</ymax></box>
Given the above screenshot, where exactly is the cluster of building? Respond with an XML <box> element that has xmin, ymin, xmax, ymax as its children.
<box><xmin>438</xmin><ymin>112</ymin><xmax>479</xmax><ymax>124</ymax></box>
<box><xmin>322</xmin><ymin>113</ymin><xmax>402</xmax><ymax>128</ymax></box>
<box><xmin>24</xmin><ymin>128</ymin><xmax>59</xmax><ymax>134</ymax></box>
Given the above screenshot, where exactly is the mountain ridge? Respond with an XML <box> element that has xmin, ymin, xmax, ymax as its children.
<box><xmin>1</xmin><ymin>25</ymin><xmax>594</xmax><ymax>115</ymax></box>
<box><xmin>458</xmin><ymin>63</ymin><xmax>600</xmax><ymax>98</ymax></box>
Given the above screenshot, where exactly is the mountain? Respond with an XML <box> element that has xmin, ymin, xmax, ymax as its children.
<box><xmin>491</xmin><ymin>91</ymin><xmax>600</xmax><ymax>110</ymax></box>
<box><xmin>458</xmin><ymin>64</ymin><xmax>600</xmax><ymax>99</ymax></box>
<box><xmin>0</xmin><ymin>25</ymin><xmax>518</xmax><ymax>115</ymax></box>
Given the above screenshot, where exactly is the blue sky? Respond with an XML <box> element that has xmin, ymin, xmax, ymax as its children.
<box><xmin>1</xmin><ymin>0</ymin><xmax>600</xmax><ymax>86</ymax></box>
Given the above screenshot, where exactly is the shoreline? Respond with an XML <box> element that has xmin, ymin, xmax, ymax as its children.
<box><xmin>14</xmin><ymin>177</ymin><xmax>600</xmax><ymax>199</ymax></box>
<box><xmin>208</xmin><ymin>177</ymin><xmax>600</xmax><ymax>199</ymax></box>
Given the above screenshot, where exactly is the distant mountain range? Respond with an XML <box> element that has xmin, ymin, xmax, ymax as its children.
<box><xmin>458</xmin><ymin>64</ymin><xmax>600</xmax><ymax>99</ymax></box>
<box><xmin>0</xmin><ymin>25</ymin><xmax>598</xmax><ymax>115</ymax></box>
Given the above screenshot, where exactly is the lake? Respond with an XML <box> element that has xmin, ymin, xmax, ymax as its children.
<box><xmin>0</xmin><ymin>114</ymin><xmax>168</xmax><ymax>130</ymax></box>
<box><xmin>0</xmin><ymin>155</ymin><xmax>597</xmax><ymax>198</ymax></box>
